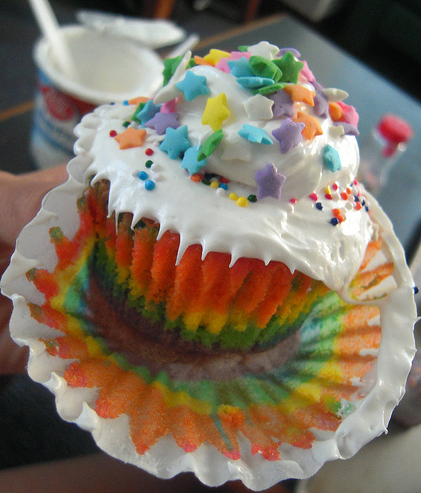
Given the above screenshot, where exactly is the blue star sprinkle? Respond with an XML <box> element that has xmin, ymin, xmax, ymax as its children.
<box><xmin>238</xmin><ymin>124</ymin><xmax>273</xmax><ymax>144</ymax></box>
<box><xmin>227</xmin><ymin>57</ymin><xmax>254</xmax><ymax>78</ymax></box>
<box><xmin>323</xmin><ymin>145</ymin><xmax>342</xmax><ymax>172</ymax></box>
<box><xmin>134</xmin><ymin>100</ymin><xmax>161</xmax><ymax>126</ymax></box>
<box><xmin>181</xmin><ymin>145</ymin><xmax>207</xmax><ymax>174</ymax></box>
<box><xmin>255</xmin><ymin>163</ymin><xmax>286</xmax><ymax>200</ymax></box>
<box><xmin>176</xmin><ymin>71</ymin><xmax>210</xmax><ymax>101</ymax></box>
<box><xmin>272</xmin><ymin>118</ymin><xmax>305</xmax><ymax>153</ymax></box>
<box><xmin>236</xmin><ymin>76</ymin><xmax>275</xmax><ymax>89</ymax></box>
<box><xmin>145</xmin><ymin>112</ymin><xmax>180</xmax><ymax>135</ymax></box>
<box><xmin>159</xmin><ymin>125</ymin><xmax>190</xmax><ymax>159</ymax></box>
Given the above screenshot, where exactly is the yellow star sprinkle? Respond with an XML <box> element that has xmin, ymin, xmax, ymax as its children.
<box><xmin>202</xmin><ymin>93</ymin><xmax>230</xmax><ymax>131</ymax></box>
<box><xmin>203</xmin><ymin>49</ymin><xmax>231</xmax><ymax>66</ymax></box>
<box><xmin>114</xmin><ymin>127</ymin><xmax>147</xmax><ymax>149</ymax></box>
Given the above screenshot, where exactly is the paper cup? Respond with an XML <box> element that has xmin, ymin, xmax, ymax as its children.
<box><xmin>30</xmin><ymin>25</ymin><xmax>164</xmax><ymax>169</ymax></box>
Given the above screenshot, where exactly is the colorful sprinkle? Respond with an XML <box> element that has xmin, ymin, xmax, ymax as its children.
<box><xmin>316</xmin><ymin>202</ymin><xmax>323</xmax><ymax>210</ymax></box>
<box><xmin>309</xmin><ymin>192</ymin><xmax>318</xmax><ymax>201</ymax></box>
<box><xmin>145</xmin><ymin>112</ymin><xmax>180</xmax><ymax>135</ymax></box>
<box><xmin>176</xmin><ymin>71</ymin><xmax>210</xmax><ymax>101</ymax></box>
<box><xmin>197</xmin><ymin>129</ymin><xmax>224</xmax><ymax>160</ymax></box>
<box><xmin>294</xmin><ymin>112</ymin><xmax>323</xmax><ymax>140</ymax></box>
<box><xmin>248</xmin><ymin>194</ymin><xmax>257</xmax><ymax>202</ymax></box>
<box><xmin>238</xmin><ymin>124</ymin><xmax>273</xmax><ymax>145</ymax></box>
<box><xmin>145</xmin><ymin>160</ymin><xmax>153</xmax><ymax>168</ymax></box>
<box><xmin>201</xmin><ymin>93</ymin><xmax>230</xmax><ymax>131</ymax></box>
<box><xmin>323</xmin><ymin>145</ymin><xmax>342</xmax><ymax>172</ymax></box>
<box><xmin>273</xmin><ymin>51</ymin><xmax>304</xmax><ymax>83</ymax></box>
<box><xmin>243</xmin><ymin>94</ymin><xmax>274</xmax><ymax>120</ymax></box>
<box><xmin>145</xmin><ymin>148</ymin><xmax>154</xmax><ymax>156</ymax></box>
<box><xmin>145</xmin><ymin>180</ymin><xmax>155</xmax><ymax>191</ymax></box>
<box><xmin>229</xmin><ymin>192</ymin><xmax>238</xmax><ymax>200</ymax></box>
<box><xmin>109</xmin><ymin>130</ymin><xmax>117</xmax><ymax>137</ymax></box>
<box><xmin>159</xmin><ymin>125</ymin><xmax>190</xmax><ymax>159</ymax></box>
<box><xmin>138</xmin><ymin>171</ymin><xmax>148</xmax><ymax>180</ymax></box>
<box><xmin>227</xmin><ymin>57</ymin><xmax>254</xmax><ymax>78</ymax></box>
<box><xmin>283</xmin><ymin>85</ymin><xmax>315</xmax><ymax>106</ymax></box>
<box><xmin>162</xmin><ymin>55</ymin><xmax>183</xmax><ymax>85</ymax></box>
<box><xmin>272</xmin><ymin>118</ymin><xmax>305</xmax><ymax>153</ymax></box>
<box><xmin>236</xmin><ymin>76</ymin><xmax>275</xmax><ymax>89</ymax></box>
<box><xmin>114</xmin><ymin>127</ymin><xmax>147</xmax><ymax>149</ymax></box>
<box><xmin>236</xmin><ymin>196</ymin><xmax>248</xmax><ymax>207</ymax></box>
<box><xmin>255</xmin><ymin>163</ymin><xmax>286</xmax><ymax>200</ymax></box>
<box><xmin>181</xmin><ymin>145</ymin><xmax>207</xmax><ymax>175</ymax></box>
<box><xmin>269</xmin><ymin>90</ymin><xmax>294</xmax><ymax>118</ymax></box>
<box><xmin>134</xmin><ymin>100</ymin><xmax>161</xmax><ymax>126</ymax></box>
<box><xmin>203</xmin><ymin>49</ymin><xmax>231</xmax><ymax>66</ymax></box>
<box><xmin>249</xmin><ymin>56</ymin><xmax>283</xmax><ymax>82</ymax></box>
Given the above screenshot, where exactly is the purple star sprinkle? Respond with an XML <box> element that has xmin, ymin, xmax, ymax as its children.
<box><xmin>313</xmin><ymin>90</ymin><xmax>329</xmax><ymax>118</ymax></box>
<box><xmin>145</xmin><ymin>112</ymin><xmax>180</xmax><ymax>135</ymax></box>
<box><xmin>272</xmin><ymin>118</ymin><xmax>305</xmax><ymax>153</ymax></box>
<box><xmin>334</xmin><ymin>122</ymin><xmax>360</xmax><ymax>136</ymax></box>
<box><xmin>269</xmin><ymin>90</ymin><xmax>294</xmax><ymax>118</ymax></box>
<box><xmin>277</xmin><ymin>48</ymin><xmax>301</xmax><ymax>58</ymax></box>
<box><xmin>255</xmin><ymin>163</ymin><xmax>286</xmax><ymax>200</ymax></box>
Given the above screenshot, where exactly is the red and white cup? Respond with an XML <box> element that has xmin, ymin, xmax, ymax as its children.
<box><xmin>31</xmin><ymin>25</ymin><xmax>164</xmax><ymax>169</ymax></box>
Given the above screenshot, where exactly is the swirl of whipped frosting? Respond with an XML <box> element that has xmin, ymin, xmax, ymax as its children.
<box><xmin>74</xmin><ymin>41</ymin><xmax>375</xmax><ymax>292</ymax></box>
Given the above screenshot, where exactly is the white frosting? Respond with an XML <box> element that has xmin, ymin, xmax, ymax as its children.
<box><xmin>74</xmin><ymin>47</ymin><xmax>374</xmax><ymax>292</ymax></box>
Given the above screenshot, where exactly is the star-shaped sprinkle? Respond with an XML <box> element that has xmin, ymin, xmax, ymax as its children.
<box><xmin>114</xmin><ymin>127</ymin><xmax>147</xmax><ymax>149</ymax></box>
<box><xmin>236</xmin><ymin>76</ymin><xmax>274</xmax><ymax>89</ymax></box>
<box><xmin>273</xmin><ymin>51</ymin><xmax>304</xmax><ymax>83</ymax></box>
<box><xmin>329</xmin><ymin>102</ymin><xmax>343</xmax><ymax>121</ymax></box>
<box><xmin>337</xmin><ymin>102</ymin><xmax>359</xmax><ymax>127</ymax></box>
<box><xmin>203</xmin><ymin>49</ymin><xmax>231</xmax><ymax>66</ymax></box>
<box><xmin>322</xmin><ymin>87</ymin><xmax>349</xmax><ymax>102</ymax></box>
<box><xmin>134</xmin><ymin>100</ymin><xmax>161</xmax><ymax>125</ymax></box>
<box><xmin>181</xmin><ymin>145</ymin><xmax>207</xmax><ymax>174</ymax></box>
<box><xmin>249</xmin><ymin>56</ymin><xmax>283</xmax><ymax>82</ymax></box>
<box><xmin>334</xmin><ymin>122</ymin><xmax>359</xmax><ymax>136</ymax></box>
<box><xmin>162</xmin><ymin>55</ymin><xmax>183</xmax><ymax>86</ymax></box>
<box><xmin>227</xmin><ymin>57</ymin><xmax>254</xmax><ymax>77</ymax></box>
<box><xmin>197</xmin><ymin>129</ymin><xmax>224</xmax><ymax>160</ymax></box>
<box><xmin>216</xmin><ymin>51</ymin><xmax>250</xmax><ymax>73</ymax></box>
<box><xmin>154</xmin><ymin>51</ymin><xmax>191</xmax><ymax>104</ymax></box>
<box><xmin>323</xmin><ymin>145</ymin><xmax>342</xmax><ymax>172</ymax></box>
<box><xmin>238</xmin><ymin>124</ymin><xmax>273</xmax><ymax>144</ymax></box>
<box><xmin>202</xmin><ymin>93</ymin><xmax>230</xmax><ymax>131</ymax></box>
<box><xmin>272</xmin><ymin>118</ymin><xmax>305</xmax><ymax>153</ymax></box>
<box><xmin>176</xmin><ymin>71</ymin><xmax>210</xmax><ymax>101</ymax></box>
<box><xmin>255</xmin><ymin>163</ymin><xmax>286</xmax><ymax>200</ymax></box>
<box><xmin>329</xmin><ymin>125</ymin><xmax>345</xmax><ymax>137</ymax></box>
<box><xmin>159</xmin><ymin>125</ymin><xmax>190</xmax><ymax>159</ymax></box>
<box><xmin>145</xmin><ymin>111</ymin><xmax>180</xmax><ymax>135</ymax></box>
<box><xmin>269</xmin><ymin>90</ymin><xmax>293</xmax><ymax>118</ymax></box>
<box><xmin>283</xmin><ymin>84</ymin><xmax>315</xmax><ymax>106</ymax></box>
<box><xmin>299</xmin><ymin>60</ymin><xmax>315</xmax><ymax>83</ymax></box>
<box><xmin>243</xmin><ymin>94</ymin><xmax>274</xmax><ymax>120</ymax></box>
<box><xmin>247</xmin><ymin>41</ymin><xmax>279</xmax><ymax>59</ymax></box>
<box><xmin>294</xmin><ymin>111</ymin><xmax>323</xmax><ymax>140</ymax></box>
<box><xmin>313</xmin><ymin>90</ymin><xmax>329</xmax><ymax>118</ymax></box>
<box><xmin>255</xmin><ymin>82</ymin><xmax>286</xmax><ymax>96</ymax></box>
<box><xmin>277</xmin><ymin>47</ymin><xmax>301</xmax><ymax>58</ymax></box>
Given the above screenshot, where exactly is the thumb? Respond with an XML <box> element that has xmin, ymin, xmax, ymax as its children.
<box><xmin>0</xmin><ymin>165</ymin><xmax>68</xmax><ymax>247</ymax></box>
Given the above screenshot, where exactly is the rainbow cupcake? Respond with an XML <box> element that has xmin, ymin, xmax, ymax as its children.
<box><xmin>1</xmin><ymin>42</ymin><xmax>417</xmax><ymax>489</ymax></box>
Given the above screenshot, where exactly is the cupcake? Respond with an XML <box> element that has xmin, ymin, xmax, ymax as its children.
<box><xmin>1</xmin><ymin>42</ymin><xmax>417</xmax><ymax>490</ymax></box>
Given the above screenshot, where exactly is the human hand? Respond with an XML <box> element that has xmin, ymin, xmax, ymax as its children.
<box><xmin>0</xmin><ymin>165</ymin><xmax>68</xmax><ymax>375</ymax></box>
